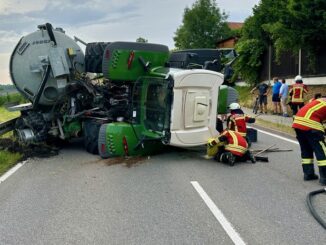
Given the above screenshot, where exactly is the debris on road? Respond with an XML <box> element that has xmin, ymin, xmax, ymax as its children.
<box><xmin>251</xmin><ymin>146</ymin><xmax>293</xmax><ymax>155</ymax></box>
<box><xmin>100</xmin><ymin>156</ymin><xmax>147</xmax><ymax>168</ymax></box>
<box><xmin>0</xmin><ymin>138</ymin><xmax>59</xmax><ymax>160</ymax></box>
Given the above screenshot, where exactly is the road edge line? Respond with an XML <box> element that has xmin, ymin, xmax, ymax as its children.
<box><xmin>0</xmin><ymin>160</ymin><xmax>27</xmax><ymax>184</ymax></box>
<box><xmin>191</xmin><ymin>181</ymin><xmax>246</xmax><ymax>245</ymax></box>
<box><xmin>252</xmin><ymin>127</ymin><xmax>299</xmax><ymax>145</ymax></box>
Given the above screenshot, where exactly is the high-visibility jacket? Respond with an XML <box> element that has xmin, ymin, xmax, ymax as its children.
<box><xmin>292</xmin><ymin>98</ymin><xmax>326</xmax><ymax>132</ymax></box>
<box><xmin>289</xmin><ymin>83</ymin><xmax>308</xmax><ymax>104</ymax></box>
<box><xmin>219</xmin><ymin>130</ymin><xmax>248</xmax><ymax>156</ymax></box>
<box><xmin>227</xmin><ymin>113</ymin><xmax>254</xmax><ymax>137</ymax></box>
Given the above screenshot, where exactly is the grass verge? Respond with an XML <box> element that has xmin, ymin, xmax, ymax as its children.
<box><xmin>0</xmin><ymin>103</ymin><xmax>22</xmax><ymax>176</ymax></box>
<box><xmin>0</xmin><ymin>107</ymin><xmax>20</xmax><ymax>122</ymax></box>
<box><xmin>0</xmin><ymin>151</ymin><xmax>22</xmax><ymax>176</ymax></box>
<box><xmin>255</xmin><ymin>118</ymin><xmax>295</xmax><ymax>136</ymax></box>
<box><xmin>235</xmin><ymin>85</ymin><xmax>255</xmax><ymax>108</ymax></box>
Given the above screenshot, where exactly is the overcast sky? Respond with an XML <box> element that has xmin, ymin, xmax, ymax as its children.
<box><xmin>0</xmin><ymin>0</ymin><xmax>259</xmax><ymax>84</ymax></box>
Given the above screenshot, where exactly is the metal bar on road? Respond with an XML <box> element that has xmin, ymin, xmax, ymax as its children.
<box><xmin>254</xmin><ymin>144</ymin><xmax>276</xmax><ymax>157</ymax></box>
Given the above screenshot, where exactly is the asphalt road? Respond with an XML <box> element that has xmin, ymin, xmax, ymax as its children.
<box><xmin>0</xmin><ymin>128</ymin><xmax>325</xmax><ymax>245</ymax></box>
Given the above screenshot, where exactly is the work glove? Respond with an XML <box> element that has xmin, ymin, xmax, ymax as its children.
<box><xmin>207</xmin><ymin>138</ymin><xmax>217</xmax><ymax>147</ymax></box>
<box><xmin>218</xmin><ymin>135</ymin><xmax>228</xmax><ymax>143</ymax></box>
<box><xmin>248</xmin><ymin>118</ymin><xmax>256</xmax><ymax>123</ymax></box>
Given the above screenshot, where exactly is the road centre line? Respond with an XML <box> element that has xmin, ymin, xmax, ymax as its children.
<box><xmin>191</xmin><ymin>181</ymin><xmax>246</xmax><ymax>245</ymax></box>
<box><xmin>252</xmin><ymin>127</ymin><xmax>299</xmax><ymax>145</ymax></box>
<box><xmin>0</xmin><ymin>161</ymin><xmax>26</xmax><ymax>184</ymax></box>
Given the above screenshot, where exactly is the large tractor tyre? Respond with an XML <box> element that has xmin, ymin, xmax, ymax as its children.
<box><xmin>98</xmin><ymin>124</ymin><xmax>111</xmax><ymax>159</ymax></box>
<box><xmin>83</xmin><ymin>120</ymin><xmax>102</xmax><ymax>154</ymax></box>
<box><xmin>85</xmin><ymin>42</ymin><xmax>109</xmax><ymax>73</ymax></box>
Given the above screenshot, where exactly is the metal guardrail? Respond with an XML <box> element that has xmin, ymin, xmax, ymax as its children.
<box><xmin>0</xmin><ymin>118</ymin><xmax>18</xmax><ymax>136</ymax></box>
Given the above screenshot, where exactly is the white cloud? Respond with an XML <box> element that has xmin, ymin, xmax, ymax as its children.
<box><xmin>218</xmin><ymin>0</ymin><xmax>259</xmax><ymax>21</ymax></box>
<box><xmin>0</xmin><ymin>0</ymin><xmax>47</xmax><ymax>14</ymax></box>
<box><xmin>0</xmin><ymin>0</ymin><xmax>260</xmax><ymax>83</ymax></box>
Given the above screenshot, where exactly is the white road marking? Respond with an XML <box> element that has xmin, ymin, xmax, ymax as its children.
<box><xmin>252</xmin><ymin>127</ymin><xmax>299</xmax><ymax>145</ymax></box>
<box><xmin>191</xmin><ymin>181</ymin><xmax>246</xmax><ymax>245</ymax></box>
<box><xmin>0</xmin><ymin>161</ymin><xmax>26</xmax><ymax>184</ymax></box>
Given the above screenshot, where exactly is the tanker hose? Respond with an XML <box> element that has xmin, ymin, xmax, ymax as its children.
<box><xmin>306</xmin><ymin>188</ymin><xmax>326</xmax><ymax>229</ymax></box>
<box><xmin>33</xmin><ymin>65</ymin><xmax>51</xmax><ymax>109</ymax></box>
<box><xmin>45</xmin><ymin>23</ymin><xmax>57</xmax><ymax>46</ymax></box>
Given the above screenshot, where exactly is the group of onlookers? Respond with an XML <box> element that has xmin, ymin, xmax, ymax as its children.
<box><xmin>250</xmin><ymin>76</ymin><xmax>326</xmax><ymax>185</ymax></box>
<box><xmin>251</xmin><ymin>75</ymin><xmax>313</xmax><ymax>117</ymax></box>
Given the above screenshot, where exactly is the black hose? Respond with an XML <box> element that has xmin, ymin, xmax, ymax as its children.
<box><xmin>45</xmin><ymin>23</ymin><xmax>57</xmax><ymax>46</ymax></box>
<box><xmin>33</xmin><ymin>65</ymin><xmax>51</xmax><ymax>109</ymax></box>
<box><xmin>306</xmin><ymin>188</ymin><xmax>326</xmax><ymax>229</ymax></box>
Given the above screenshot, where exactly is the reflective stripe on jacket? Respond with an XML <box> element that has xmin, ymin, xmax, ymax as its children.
<box><xmin>289</xmin><ymin>83</ymin><xmax>308</xmax><ymax>103</ymax></box>
<box><xmin>220</xmin><ymin>130</ymin><xmax>248</xmax><ymax>156</ymax></box>
<box><xmin>227</xmin><ymin>114</ymin><xmax>252</xmax><ymax>137</ymax></box>
<box><xmin>292</xmin><ymin>98</ymin><xmax>326</xmax><ymax>132</ymax></box>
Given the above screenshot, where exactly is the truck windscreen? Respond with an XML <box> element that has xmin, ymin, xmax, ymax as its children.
<box><xmin>132</xmin><ymin>77</ymin><xmax>172</xmax><ymax>134</ymax></box>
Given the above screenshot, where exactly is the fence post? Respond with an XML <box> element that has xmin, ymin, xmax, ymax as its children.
<box><xmin>268</xmin><ymin>44</ymin><xmax>272</xmax><ymax>84</ymax></box>
<box><xmin>298</xmin><ymin>49</ymin><xmax>302</xmax><ymax>75</ymax></box>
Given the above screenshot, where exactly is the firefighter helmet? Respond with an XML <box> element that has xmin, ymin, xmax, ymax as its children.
<box><xmin>294</xmin><ymin>75</ymin><xmax>303</xmax><ymax>82</ymax></box>
<box><xmin>229</xmin><ymin>102</ymin><xmax>241</xmax><ymax>110</ymax></box>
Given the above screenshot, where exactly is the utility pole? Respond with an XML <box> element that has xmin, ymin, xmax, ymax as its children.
<box><xmin>298</xmin><ymin>49</ymin><xmax>302</xmax><ymax>75</ymax></box>
<box><xmin>268</xmin><ymin>44</ymin><xmax>272</xmax><ymax>84</ymax></box>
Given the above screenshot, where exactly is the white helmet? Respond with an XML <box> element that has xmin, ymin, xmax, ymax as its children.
<box><xmin>229</xmin><ymin>102</ymin><xmax>241</xmax><ymax>110</ymax></box>
<box><xmin>294</xmin><ymin>75</ymin><xmax>302</xmax><ymax>82</ymax></box>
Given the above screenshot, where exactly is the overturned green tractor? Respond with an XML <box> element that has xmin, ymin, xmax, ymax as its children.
<box><xmin>0</xmin><ymin>23</ymin><xmax>237</xmax><ymax>158</ymax></box>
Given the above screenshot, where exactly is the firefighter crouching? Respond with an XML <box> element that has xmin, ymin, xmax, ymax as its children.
<box><xmin>207</xmin><ymin>130</ymin><xmax>256</xmax><ymax>166</ymax></box>
<box><xmin>292</xmin><ymin>97</ymin><xmax>326</xmax><ymax>185</ymax></box>
<box><xmin>226</xmin><ymin>103</ymin><xmax>255</xmax><ymax>145</ymax></box>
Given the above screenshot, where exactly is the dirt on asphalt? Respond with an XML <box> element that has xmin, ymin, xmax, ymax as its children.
<box><xmin>100</xmin><ymin>156</ymin><xmax>147</xmax><ymax>168</ymax></box>
<box><xmin>0</xmin><ymin>138</ymin><xmax>60</xmax><ymax>160</ymax></box>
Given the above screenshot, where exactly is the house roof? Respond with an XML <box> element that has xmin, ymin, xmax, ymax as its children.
<box><xmin>227</xmin><ymin>22</ymin><xmax>244</xmax><ymax>30</ymax></box>
<box><xmin>216</xmin><ymin>36</ymin><xmax>239</xmax><ymax>45</ymax></box>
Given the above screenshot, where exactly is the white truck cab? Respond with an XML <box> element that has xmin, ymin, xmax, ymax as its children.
<box><xmin>168</xmin><ymin>69</ymin><xmax>223</xmax><ymax>147</ymax></box>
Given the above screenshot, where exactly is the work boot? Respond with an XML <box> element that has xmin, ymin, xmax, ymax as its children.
<box><xmin>226</xmin><ymin>152</ymin><xmax>235</xmax><ymax>166</ymax></box>
<box><xmin>221</xmin><ymin>152</ymin><xmax>235</xmax><ymax>166</ymax></box>
<box><xmin>302</xmin><ymin>164</ymin><xmax>318</xmax><ymax>181</ymax></box>
<box><xmin>318</xmin><ymin>166</ymin><xmax>326</xmax><ymax>186</ymax></box>
<box><xmin>248</xmin><ymin>151</ymin><xmax>256</xmax><ymax>164</ymax></box>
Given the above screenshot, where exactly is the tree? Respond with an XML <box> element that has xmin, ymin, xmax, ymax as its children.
<box><xmin>136</xmin><ymin>37</ymin><xmax>148</xmax><ymax>43</ymax></box>
<box><xmin>263</xmin><ymin>0</ymin><xmax>326</xmax><ymax>68</ymax></box>
<box><xmin>232</xmin><ymin>0</ymin><xmax>282</xmax><ymax>84</ymax></box>
<box><xmin>174</xmin><ymin>0</ymin><xmax>231</xmax><ymax>49</ymax></box>
<box><xmin>233</xmin><ymin>0</ymin><xmax>326</xmax><ymax>84</ymax></box>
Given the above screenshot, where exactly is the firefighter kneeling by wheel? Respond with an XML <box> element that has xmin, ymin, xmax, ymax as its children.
<box><xmin>207</xmin><ymin>129</ymin><xmax>256</xmax><ymax>166</ymax></box>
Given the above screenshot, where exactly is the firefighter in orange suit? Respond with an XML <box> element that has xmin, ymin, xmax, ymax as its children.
<box><xmin>289</xmin><ymin>75</ymin><xmax>308</xmax><ymax>115</ymax></box>
<box><xmin>207</xmin><ymin>130</ymin><xmax>256</xmax><ymax>166</ymax></box>
<box><xmin>226</xmin><ymin>103</ymin><xmax>255</xmax><ymax>145</ymax></box>
<box><xmin>292</xmin><ymin>97</ymin><xmax>326</xmax><ymax>185</ymax></box>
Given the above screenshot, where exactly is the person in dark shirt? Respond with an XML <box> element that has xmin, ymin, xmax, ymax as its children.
<box><xmin>250</xmin><ymin>82</ymin><xmax>270</xmax><ymax>114</ymax></box>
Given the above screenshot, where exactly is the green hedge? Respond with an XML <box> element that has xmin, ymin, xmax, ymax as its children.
<box><xmin>0</xmin><ymin>93</ymin><xmax>27</xmax><ymax>106</ymax></box>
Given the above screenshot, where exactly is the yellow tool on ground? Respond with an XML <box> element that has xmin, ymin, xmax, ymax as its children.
<box><xmin>206</xmin><ymin>137</ymin><xmax>225</xmax><ymax>158</ymax></box>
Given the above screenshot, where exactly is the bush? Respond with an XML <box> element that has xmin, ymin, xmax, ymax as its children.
<box><xmin>0</xmin><ymin>93</ymin><xmax>27</xmax><ymax>107</ymax></box>
<box><xmin>235</xmin><ymin>85</ymin><xmax>255</xmax><ymax>108</ymax></box>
